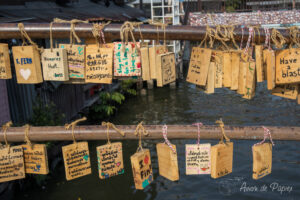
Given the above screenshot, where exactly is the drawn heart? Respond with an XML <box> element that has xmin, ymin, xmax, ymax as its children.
<box><xmin>116</xmin><ymin>162</ymin><xmax>121</xmax><ymax>167</ymax></box>
<box><xmin>20</xmin><ymin>69</ymin><xmax>31</xmax><ymax>80</ymax></box>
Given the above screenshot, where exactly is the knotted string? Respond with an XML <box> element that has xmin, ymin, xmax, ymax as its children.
<box><xmin>254</xmin><ymin>126</ymin><xmax>275</xmax><ymax>146</ymax></box>
<box><xmin>92</xmin><ymin>22</ymin><xmax>110</xmax><ymax>48</ymax></box>
<box><xmin>120</xmin><ymin>21</ymin><xmax>143</xmax><ymax>53</ymax></box>
<box><xmin>162</xmin><ymin>125</ymin><xmax>176</xmax><ymax>153</ymax></box>
<box><xmin>213</xmin><ymin>25</ymin><xmax>230</xmax><ymax>50</ymax></box>
<box><xmin>193</xmin><ymin>122</ymin><xmax>203</xmax><ymax>146</ymax></box>
<box><xmin>215</xmin><ymin>119</ymin><xmax>230</xmax><ymax>144</ymax></box>
<box><xmin>134</xmin><ymin>121</ymin><xmax>148</xmax><ymax>152</ymax></box>
<box><xmin>199</xmin><ymin>25</ymin><xmax>214</xmax><ymax>48</ymax></box>
<box><xmin>24</xmin><ymin>124</ymin><xmax>33</xmax><ymax>150</ymax></box>
<box><xmin>289</xmin><ymin>26</ymin><xmax>300</xmax><ymax>48</ymax></box>
<box><xmin>101</xmin><ymin>122</ymin><xmax>125</xmax><ymax>145</ymax></box>
<box><xmin>18</xmin><ymin>23</ymin><xmax>42</xmax><ymax>52</ymax></box>
<box><xmin>1</xmin><ymin>121</ymin><xmax>12</xmax><ymax>152</ymax></box>
<box><xmin>271</xmin><ymin>28</ymin><xmax>286</xmax><ymax>49</ymax></box>
<box><xmin>65</xmin><ymin>117</ymin><xmax>87</xmax><ymax>145</ymax></box>
<box><xmin>148</xmin><ymin>20</ymin><xmax>168</xmax><ymax>49</ymax></box>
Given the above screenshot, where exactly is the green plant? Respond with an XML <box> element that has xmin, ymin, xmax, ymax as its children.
<box><xmin>120</xmin><ymin>79</ymin><xmax>137</xmax><ymax>96</ymax></box>
<box><xmin>226</xmin><ymin>0</ymin><xmax>242</xmax><ymax>12</ymax></box>
<box><xmin>92</xmin><ymin>91</ymin><xmax>125</xmax><ymax>116</ymax></box>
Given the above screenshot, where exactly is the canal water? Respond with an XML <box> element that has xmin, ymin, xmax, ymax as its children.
<box><xmin>17</xmin><ymin>81</ymin><xmax>300</xmax><ymax>200</ymax></box>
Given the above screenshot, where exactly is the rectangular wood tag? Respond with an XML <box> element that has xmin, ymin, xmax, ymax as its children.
<box><xmin>22</xmin><ymin>144</ymin><xmax>49</xmax><ymax>174</ymax></box>
<box><xmin>156</xmin><ymin>52</ymin><xmax>176</xmax><ymax>87</ymax></box>
<box><xmin>272</xmin><ymin>84</ymin><xmax>298</xmax><ymax>100</ymax></box>
<box><xmin>223</xmin><ymin>52</ymin><xmax>232</xmax><ymax>87</ymax></box>
<box><xmin>113</xmin><ymin>42</ymin><xmax>141</xmax><ymax>76</ymax></box>
<box><xmin>186</xmin><ymin>47</ymin><xmax>212</xmax><ymax>86</ymax></box>
<box><xmin>130</xmin><ymin>149</ymin><xmax>153</xmax><ymax>190</ymax></box>
<box><xmin>0</xmin><ymin>146</ymin><xmax>25</xmax><ymax>183</ymax></box>
<box><xmin>156</xmin><ymin>143</ymin><xmax>179</xmax><ymax>181</ymax></box>
<box><xmin>0</xmin><ymin>43</ymin><xmax>12</xmax><ymax>79</ymax></box>
<box><xmin>205</xmin><ymin>62</ymin><xmax>215</xmax><ymax>94</ymax></box>
<box><xmin>59</xmin><ymin>44</ymin><xmax>86</xmax><ymax>79</ymax></box>
<box><xmin>243</xmin><ymin>62</ymin><xmax>256</xmax><ymax>99</ymax></box>
<box><xmin>231</xmin><ymin>52</ymin><xmax>240</xmax><ymax>90</ymax></box>
<box><xmin>149</xmin><ymin>45</ymin><xmax>167</xmax><ymax>79</ymax></box>
<box><xmin>141</xmin><ymin>46</ymin><xmax>151</xmax><ymax>81</ymax></box>
<box><xmin>211</xmin><ymin>142</ymin><xmax>233</xmax><ymax>179</ymax></box>
<box><xmin>264</xmin><ymin>49</ymin><xmax>276</xmax><ymax>90</ymax></box>
<box><xmin>12</xmin><ymin>46</ymin><xmax>43</xmax><ymax>84</ymax></box>
<box><xmin>97</xmin><ymin>142</ymin><xmax>124</xmax><ymax>179</ymax></box>
<box><xmin>276</xmin><ymin>48</ymin><xmax>300</xmax><ymax>84</ymax></box>
<box><xmin>237</xmin><ymin>61</ymin><xmax>247</xmax><ymax>95</ymax></box>
<box><xmin>214</xmin><ymin>51</ymin><xmax>223</xmax><ymax>88</ymax></box>
<box><xmin>62</xmin><ymin>142</ymin><xmax>91</xmax><ymax>181</ymax></box>
<box><xmin>255</xmin><ymin>45</ymin><xmax>264</xmax><ymax>82</ymax></box>
<box><xmin>186</xmin><ymin>143</ymin><xmax>211</xmax><ymax>175</ymax></box>
<box><xmin>41</xmin><ymin>48</ymin><xmax>69</xmax><ymax>81</ymax></box>
<box><xmin>85</xmin><ymin>45</ymin><xmax>113</xmax><ymax>84</ymax></box>
<box><xmin>252</xmin><ymin>143</ymin><xmax>272</xmax><ymax>180</ymax></box>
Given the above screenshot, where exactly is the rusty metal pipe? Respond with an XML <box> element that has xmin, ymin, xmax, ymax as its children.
<box><xmin>0</xmin><ymin>23</ymin><xmax>290</xmax><ymax>43</ymax></box>
<box><xmin>0</xmin><ymin>125</ymin><xmax>299</xmax><ymax>142</ymax></box>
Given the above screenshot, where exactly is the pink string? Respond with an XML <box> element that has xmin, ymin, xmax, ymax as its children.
<box><xmin>193</xmin><ymin>122</ymin><xmax>203</xmax><ymax>145</ymax></box>
<box><xmin>100</xmin><ymin>29</ymin><xmax>106</xmax><ymax>44</ymax></box>
<box><xmin>162</xmin><ymin>125</ymin><xmax>176</xmax><ymax>153</ymax></box>
<box><xmin>264</xmin><ymin>28</ymin><xmax>271</xmax><ymax>50</ymax></box>
<box><xmin>244</xmin><ymin>27</ymin><xmax>254</xmax><ymax>55</ymax></box>
<box><xmin>240</xmin><ymin>26</ymin><xmax>244</xmax><ymax>50</ymax></box>
<box><xmin>254</xmin><ymin>126</ymin><xmax>275</xmax><ymax>146</ymax></box>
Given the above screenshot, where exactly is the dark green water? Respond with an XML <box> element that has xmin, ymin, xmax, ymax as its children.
<box><xmin>18</xmin><ymin>81</ymin><xmax>300</xmax><ymax>200</ymax></box>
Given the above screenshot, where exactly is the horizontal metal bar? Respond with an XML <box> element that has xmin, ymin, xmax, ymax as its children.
<box><xmin>0</xmin><ymin>125</ymin><xmax>299</xmax><ymax>142</ymax></box>
<box><xmin>0</xmin><ymin>23</ymin><xmax>290</xmax><ymax>43</ymax></box>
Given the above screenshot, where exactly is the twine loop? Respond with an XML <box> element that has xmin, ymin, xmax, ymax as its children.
<box><xmin>1</xmin><ymin>121</ymin><xmax>12</xmax><ymax>152</ymax></box>
<box><xmin>120</xmin><ymin>21</ymin><xmax>143</xmax><ymax>54</ymax></box>
<box><xmin>92</xmin><ymin>22</ymin><xmax>110</xmax><ymax>48</ymax></box>
<box><xmin>18</xmin><ymin>23</ymin><xmax>42</xmax><ymax>52</ymax></box>
<box><xmin>101</xmin><ymin>122</ymin><xmax>125</xmax><ymax>145</ymax></box>
<box><xmin>24</xmin><ymin>124</ymin><xmax>33</xmax><ymax>150</ymax></box>
<box><xmin>193</xmin><ymin>122</ymin><xmax>203</xmax><ymax>146</ymax></box>
<box><xmin>134</xmin><ymin>121</ymin><xmax>148</xmax><ymax>152</ymax></box>
<box><xmin>65</xmin><ymin>117</ymin><xmax>87</xmax><ymax>144</ymax></box>
<box><xmin>162</xmin><ymin>125</ymin><xmax>176</xmax><ymax>153</ymax></box>
<box><xmin>254</xmin><ymin>126</ymin><xmax>275</xmax><ymax>146</ymax></box>
<box><xmin>271</xmin><ymin>28</ymin><xmax>286</xmax><ymax>49</ymax></box>
<box><xmin>289</xmin><ymin>26</ymin><xmax>300</xmax><ymax>48</ymax></box>
<box><xmin>148</xmin><ymin>19</ymin><xmax>168</xmax><ymax>49</ymax></box>
<box><xmin>199</xmin><ymin>25</ymin><xmax>214</xmax><ymax>48</ymax></box>
<box><xmin>215</xmin><ymin>119</ymin><xmax>230</xmax><ymax>144</ymax></box>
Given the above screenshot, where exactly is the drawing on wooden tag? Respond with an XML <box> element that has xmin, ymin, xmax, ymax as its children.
<box><xmin>243</xmin><ymin>62</ymin><xmax>256</xmax><ymax>99</ymax></box>
<box><xmin>272</xmin><ymin>84</ymin><xmax>298</xmax><ymax>99</ymax></box>
<box><xmin>12</xmin><ymin>46</ymin><xmax>43</xmax><ymax>84</ymax></box>
<box><xmin>0</xmin><ymin>43</ymin><xmax>12</xmax><ymax>79</ymax></box>
<box><xmin>156</xmin><ymin>52</ymin><xmax>176</xmax><ymax>87</ymax></box>
<box><xmin>149</xmin><ymin>45</ymin><xmax>167</xmax><ymax>79</ymax></box>
<box><xmin>186</xmin><ymin>143</ymin><xmax>211</xmax><ymax>175</ymax></box>
<box><xmin>59</xmin><ymin>44</ymin><xmax>86</xmax><ymax>79</ymax></box>
<box><xmin>41</xmin><ymin>48</ymin><xmax>69</xmax><ymax>81</ymax></box>
<box><xmin>85</xmin><ymin>45</ymin><xmax>113</xmax><ymax>84</ymax></box>
<box><xmin>255</xmin><ymin>45</ymin><xmax>264</xmax><ymax>82</ymax></box>
<box><xmin>186</xmin><ymin>47</ymin><xmax>212</xmax><ymax>86</ymax></box>
<box><xmin>214</xmin><ymin>51</ymin><xmax>223</xmax><ymax>88</ymax></box>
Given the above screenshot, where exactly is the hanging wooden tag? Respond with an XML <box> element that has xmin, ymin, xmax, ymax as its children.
<box><xmin>186</xmin><ymin>144</ymin><xmax>211</xmax><ymax>175</ymax></box>
<box><xmin>85</xmin><ymin>45</ymin><xmax>113</xmax><ymax>84</ymax></box>
<box><xmin>156</xmin><ymin>143</ymin><xmax>179</xmax><ymax>181</ymax></box>
<box><xmin>276</xmin><ymin>48</ymin><xmax>300</xmax><ymax>84</ymax></box>
<box><xmin>223</xmin><ymin>52</ymin><xmax>232</xmax><ymax>87</ymax></box>
<box><xmin>113</xmin><ymin>42</ymin><xmax>141</xmax><ymax>76</ymax></box>
<box><xmin>130</xmin><ymin>149</ymin><xmax>153</xmax><ymax>190</ymax></box>
<box><xmin>0</xmin><ymin>146</ymin><xmax>25</xmax><ymax>183</ymax></box>
<box><xmin>205</xmin><ymin>62</ymin><xmax>215</xmax><ymax>94</ymax></box>
<box><xmin>264</xmin><ymin>49</ymin><xmax>276</xmax><ymax>90</ymax></box>
<box><xmin>186</xmin><ymin>47</ymin><xmax>212</xmax><ymax>86</ymax></box>
<box><xmin>243</xmin><ymin>62</ymin><xmax>256</xmax><ymax>99</ymax></box>
<box><xmin>231</xmin><ymin>52</ymin><xmax>240</xmax><ymax>90</ymax></box>
<box><xmin>211</xmin><ymin>142</ymin><xmax>233</xmax><ymax>179</ymax></box>
<box><xmin>140</xmin><ymin>43</ymin><xmax>151</xmax><ymax>81</ymax></box>
<box><xmin>59</xmin><ymin>44</ymin><xmax>86</xmax><ymax>79</ymax></box>
<box><xmin>149</xmin><ymin>45</ymin><xmax>166</xmax><ymax>79</ymax></box>
<box><xmin>255</xmin><ymin>45</ymin><xmax>264</xmax><ymax>82</ymax></box>
<box><xmin>97</xmin><ymin>142</ymin><xmax>124</xmax><ymax>179</ymax></box>
<box><xmin>22</xmin><ymin>144</ymin><xmax>49</xmax><ymax>174</ymax></box>
<box><xmin>41</xmin><ymin>48</ymin><xmax>69</xmax><ymax>81</ymax></box>
<box><xmin>214</xmin><ymin>51</ymin><xmax>223</xmax><ymax>88</ymax></box>
<box><xmin>0</xmin><ymin>43</ymin><xmax>12</xmax><ymax>79</ymax></box>
<box><xmin>237</xmin><ymin>61</ymin><xmax>247</xmax><ymax>95</ymax></box>
<box><xmin>62</xmin><ymin>142</ymin><xmax>91</xmax><ymax>181</ymax></box>
<box><xmin>156</xmin><ymin>52</ymin><xmax>176</xmax><ymax>87</ymax></box>
<box><xmin>272</xmin><ymin>84</ymin><xmax>298</xmax><ymax>100</ymax></box>
<box><xmin>252</xmin><ymin>143</ymin><xmax>272</xmax><ymax>180</ymax></box>
<box><xmin>12</xmin><ymin>46</ymin><xmax>43</xmax><ymax>84</ymax></box>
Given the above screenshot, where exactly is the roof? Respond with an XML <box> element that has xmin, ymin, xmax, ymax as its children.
<box><xmin>0</xmin><ymin>0</ymin><xmax>146</xmax><ymax>23</ymax></box>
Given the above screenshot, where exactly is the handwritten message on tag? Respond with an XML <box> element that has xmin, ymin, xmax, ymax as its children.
<box><xmin>0</xmin><ymin>146</ymin><xmax>25</xmax><ymax>183</ymax></box>
<box><xmin>62</xmin><ymin>142</ymin><xmax>91</xmax><ymax>181</ymax></box>
<box><xmin>253</xmin><ymin>143</ymin><xmax>272</xmax><ymax>179</ymax></box>
<box><xmin>157</xmin><ymin>53</ymin><xmax>176</xmax><ymax>87</ymax></box>
<box><xmin>97</xmin><ymin>142</ymin><xmax>124</xmax><ymax>179</ymax></box>
<box><xmin>22</xmin><ymin>144</ymin><xmax>49</xmax><ymax>174</ymax></box>
<box><xmin>60</xmin><ymin>44</ymin><xmax>85</xmax><ymax>79</ymax></box>
<box><xmin>41</xmin><ymin>48</ymin><xmax>69</xmax><ymax>81</ymax></box>
<box><xmin>0</xmin><ymin>43</ymin><xmax>11</xmax><ymax>79</ymax></box>
<box><xmin>186</xmin><ymin>144</ymin><xmax>211</xmax><ymax>175</ymax></box>
<box><xmin>211</xmin><ymin>142</ymin><xmax>233</xmax><ymax>179</ymax></box>
<box><xmin>214</xmin><ymin>51</ymin><xmax>223</xmax><ymax>88</ymax></box>
<box><xmin>130</xmin><ymin>149</ymin><xmax>153</xmax><ymax>190</ymax></box>
<box><xmin>85</xmin><ymin>45</ymin><xmax>113</xmax><ymax>84</ymax></box>
<box><xmin>113</xmin><ymin>42</ymin><xmax>141</xmax><ymax>76</ymax></box>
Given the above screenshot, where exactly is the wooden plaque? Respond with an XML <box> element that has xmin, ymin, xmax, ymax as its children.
<box><xmin>276</xmin><ymin>48</ymin><xmax>300</xmax><ymax>84</ymax></box>
<box><xmin>149</xmin><ymin>45</ymin><xmax>166</xmax><ymax>79</ymax></box>
<box><xmin>223</xmin><ymin>52</ymin><xmax>232</xmax><ymax>87</ymax></box>
<box><xmin>214</xmin><ymin>51</ymin><xmax>223</xmax><ymax>88</ymax></box>
<box><xmin>59</xmin><ymin>44</ymin><xmax>86</xmax><ymax>79</ymax></box>
<box><xmin>238</xmin><ymin>61</ymin><xmax>247</xmax><ymax>95</ymax></box>
<box><xmin>264</xmin><ymin>49</ymin><xmax>276</xmax><ymax>90</ymax></box>
<box><xmin>243</xmin><ymin>62</ymin><xmax>256</xmax><ymax>99</ymax></box>
<box><xmin>97</xmin><ymin>142</ymin><xmax>124</xmax><ymax>179</ymax></box>
<box><xmin>211</xmin><ymin>142</ymin><xmax>233</xmax><ymax>179</ymax></box>
<box><xmin>22</xmin><ymin>144</ymin><xmax>49</xmax><ymax>174</ymax></box>
<box><xmin>0</xmin><ymin>43</ymin><xmax>12</xmax><ymax>79</ymax></box>
<box><xmin>205</xmin><ymin>62</ymin><xmax>215</xmax><ymax>94</ymax></box>
<box><xmin>141</xmin><ymin>46</ymin><xmax>151</xmax><ymax>81</ymax></box>
<box><xmin>41</xmin><ymin>48</ymin><xmax>69</xmax><ymax>81</ymax></box>
<box><xmin>130</xmin><ymin>149</ymin><xmax>153</xmax><ymax>190</ymax></box>
<box><xmin>62</xmin><ymin>142</ymin><xmax>91</xmax><ymax>181</ymax></box>
<box><xmin>156</xmin><ymin>143</ymin><xmax>179</xmax><ymax>181</ymax></box>
<box><xmin>0</xmin><ymin>146</ymin><xmax>25</xmax><ymax>183</ymax></box>
<box><xmin>255</xmin><ymin>45</ymin><xmax>264</xmax><ymax>82</ymax></box>
<box><xmin>12</xmin><ymin>46</ymin><xmax>43</xmax><ymax>84</ymax></box>
<box><xmin>252</xmin><ymin>143</ymin><xmax>272</xmax><ymax>179</ymax></box>
<box><xmin>113</xmin><ymin>42</ymin><xmax>141</xmax><ymax>76</ymax></box>
<box><xmin>272</xmin><ymin>84</ymin><xmax>298</xmax><ymax>100</ymax></box>
<box><xmin>156</xmin><ymin>52</ymin><xmax>176</xmax><ymax>87</ymax></box>
<box><xmin>186</xmin><ymin>144</ymin><xmax>211</xmax><ymax>175</ymax></box>
<box><xmin>231</xmin><ymin>52</ymin><xmax>240</xmax><ymax>90</ymax></box>
<box><xmin>186</xmin><ymin>47</ymin><xmax>212</xmax><ymax>86</ymax></box>
<box><xmin>85</xmin><ymin>45</ymin><xmax>113</xmax><ymax>84</ymax></box>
